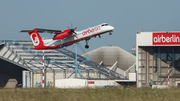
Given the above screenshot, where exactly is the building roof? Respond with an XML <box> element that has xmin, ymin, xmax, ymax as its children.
<box><xmin>82</xmin><ymin>46</ymin><xmax>136</xmax><ymax>71</ymax></box>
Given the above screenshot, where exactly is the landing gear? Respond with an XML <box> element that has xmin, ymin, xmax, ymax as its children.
<box><xmin>60</xmin><ymin>39</ymin><xmax>64</xmax><ymax>48</ymax></box>
<box><xmin>60</xmin><ymin>44</ymin><xmax>64</xmax><ymax>48</ymax></box>
<box><xmin>85</xmin><ymin>40</ymin><xmax>89</xmax><ymax>49</ymax></box>
<box><xmin>85</xmin><ymin>45</ymin><xmax>89</xmax><ymax>49</ymax></box>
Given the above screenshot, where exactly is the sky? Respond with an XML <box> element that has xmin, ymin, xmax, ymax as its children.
<box><xmin>1</xmin><ymin>0</ymin><xmax>180</xmax><ymax>54</ymax></box>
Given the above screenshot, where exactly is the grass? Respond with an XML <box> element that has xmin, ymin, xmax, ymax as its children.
<box><xmin>0</xmin><ymin>87</ymin><xmax>180</xmax><ymax>101</ymax></box>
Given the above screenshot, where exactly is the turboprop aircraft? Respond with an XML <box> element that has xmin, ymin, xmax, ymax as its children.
<box><xmin>20</xmin><ymin>23</ymin><xmax>114</xmax><ymax>50</ymax></box>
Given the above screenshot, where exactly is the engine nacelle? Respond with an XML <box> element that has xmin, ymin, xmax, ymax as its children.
<box><xmin>53</xmin><ymin>29</ymin><xmax>71</xmax><ymax>40</ymax></box>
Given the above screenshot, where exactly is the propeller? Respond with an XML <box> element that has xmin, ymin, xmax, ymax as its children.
<box><xmin>68</xmin><ymin>23</ymin><xmax>77</xmax><ymax>35</ymax></box>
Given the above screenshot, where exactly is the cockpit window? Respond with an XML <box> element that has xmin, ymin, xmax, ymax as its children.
<box><xmin>101</xmin><ymin>24</ymin><xmax>108</xmax><ymax>27</ymax></box>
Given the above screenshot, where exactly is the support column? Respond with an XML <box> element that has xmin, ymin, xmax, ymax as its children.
<box><xmin>32</xmin><ymin>71</ymin><xmax>34</xmax><ymax>88</ymax></box>
<box><xmin>146</xmin><ymin>48</ymin><xmax>149</xmax><ymax>85</ymax></box>
<box><xmin>172</xmin><ymin>47</ymin><xmax>175</xmax><ymax>75</ymax></box>
<box><xmin>64</xmin><ymin>69</ymin><xmax>66</xmax><ymax>79</ymax></box>
<box><xmin>87</xmin><ymin>70</ymin><xmax>89</xmax><ymax>78</ymax></box>
<box><xmin>68</xmin><ymin>42</ymin><xmax>84</xmax><ymax>79</ymax></box>
<box><xmin>75</xmin><ymin>43</ymin><xmax>77</xmax><ymax>78</ymax></box>
<box><xmin>42</xmin><ymin>50</ymin><xmax>45</xmax><ymax>88</ymax></box>
<box><xmin>22</xmin><ymin>71</ymin><xmax>30</xmax><ymax>88</ymax></box>
<box><xmin>99</xmin><ymin>72</ymin><xmax>101</xmax><ymax>79</ymax></box>
<box><xmin>158</xmin><ymin>47</ymin><xmax>161</xmax><ymax>76</ymax></box>
<box><xmin>53</xmin><ymin>70</ymin><xmax>55</xmax><ymax>87</ymax></box>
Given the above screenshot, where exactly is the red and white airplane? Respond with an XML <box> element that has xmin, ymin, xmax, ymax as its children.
<box><xmin>20</xmin><ymin>23</ymin><xmax>114</xmax><ymax>50</ymax></box>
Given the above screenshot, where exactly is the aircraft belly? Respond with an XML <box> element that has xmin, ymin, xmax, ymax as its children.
<box><xmin>54</xmin><ymin>39</ymin><xmax>61</xmax><ymax>46</ymax></box>
<box><xmin>44</xmin><ymin>39</ymin><xmax>61</xmax><ymax>46</ymax></box>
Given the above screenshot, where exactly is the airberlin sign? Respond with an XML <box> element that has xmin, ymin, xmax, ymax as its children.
<box><xmin>153</xmin><ymin>32</ymin><xmax>180</xmax><ymax>45</ymax></box>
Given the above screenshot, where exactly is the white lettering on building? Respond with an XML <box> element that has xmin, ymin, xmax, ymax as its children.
<box><xmin>153</xmin><ymin>34</ymin><xmax>179</xmax><ymax>43</ymax></box>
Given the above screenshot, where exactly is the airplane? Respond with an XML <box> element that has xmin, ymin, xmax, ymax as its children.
<box><xmin>20</xmin><ymin>23</ymin><xmax>114</xmax><ymax>50</ymax></box>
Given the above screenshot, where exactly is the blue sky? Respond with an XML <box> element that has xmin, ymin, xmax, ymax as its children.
<box><xmin>0</xmin><ymin>0</ymin><xmax>180</xmax><ymax>54</ymax></box>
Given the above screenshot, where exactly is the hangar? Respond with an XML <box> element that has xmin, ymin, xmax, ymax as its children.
<box><xmin>82</xmin><ymin>46</ymin><xmax>136</xmax><ymax>78</ymax></box>
<box><xmin>0</xmin><ymin>40</ymin><xmax>136</xmax><ymax>88</ymax></box>
<box><xmin>136</xmin><ymin>32</ymin><xmax>180</xmax><ymax>87</ymax></box>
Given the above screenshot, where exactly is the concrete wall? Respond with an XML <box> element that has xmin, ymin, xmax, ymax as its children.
<box><xmin>55</xmin><ymin>79</ymin><xmax>115</xmax><ymax>88</ymax></box>
<box><xmin>32</xmin><ymin>70</ymin><xmax>108</xmax><ymax>87</ymax></box>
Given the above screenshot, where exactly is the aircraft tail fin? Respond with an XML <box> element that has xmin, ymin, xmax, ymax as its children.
<box><xmin>28</xmin><ymin>30</ymin><xmax>44</xmax><ymax>49</ymax></box>
<box><xmin>20</xmin><ymin>29</ymin><xmax>61</xmax><ymax>49</ymax></box>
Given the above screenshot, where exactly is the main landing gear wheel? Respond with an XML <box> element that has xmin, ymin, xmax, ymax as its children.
<box><xmin>60</xmin><ymin>44</ymin><xmax>64</xmax><ymax>48</ymax></box>
<box><xmin>85</xmin><ymin>40</ymin><xmax>89</xmax><ymax>49</ymax></box>
<box><xmin>85</xmin><ymin>45</ymin><xmax>89</xmax><ymax>49</ymax></box>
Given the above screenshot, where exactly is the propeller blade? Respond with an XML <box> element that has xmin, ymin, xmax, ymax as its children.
<box><xmin>74</xmin><ymin>32</ymin><xmax>77</xmax><ymax>35</ymax></box>
<box><xmin>67</xmin><ymin>26</ymin><xmax>70</xmax><ymax>29</ymax></box>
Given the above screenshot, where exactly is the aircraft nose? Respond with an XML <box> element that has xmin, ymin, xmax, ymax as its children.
<box><xmin>110</xmin><ymin>26</ymin><xmax>114</xmax><ymax>30</ymax></box>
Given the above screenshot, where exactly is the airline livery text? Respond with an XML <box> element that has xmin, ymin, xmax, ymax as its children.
<box><xmin>82</xmin><ymin>26</ymin><xmax>101</xmax><ymax>36</ymax></box>
<box><xmin>153</xmin><ymin>32</ymin><xmax>180</xmax><ymax>45</ymax></box>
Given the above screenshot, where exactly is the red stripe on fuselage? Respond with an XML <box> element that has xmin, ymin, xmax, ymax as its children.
<box><xmin>34</xmin><ymin>45</ymin><xmax>61</xmax><ymax>50</ymax></box>
<box><xmin>33</xmin><ymin>30</ymin><xmax>111</xmax><ymax>50</ymax></box>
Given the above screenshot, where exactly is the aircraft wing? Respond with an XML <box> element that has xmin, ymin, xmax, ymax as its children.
<box><xmin>34</xmin><ymin>28</ymin><xmax>62</xmax><ymax>34</ymax></box>
<box><xmin>20</xmin><ymin>28</ymin><xmax>62</xmax><ymax>34</ymax></box>
<box><xmin>19</xmin><ymin>30</ymin><xmax>34</xmax><ymax>32</ymax></box>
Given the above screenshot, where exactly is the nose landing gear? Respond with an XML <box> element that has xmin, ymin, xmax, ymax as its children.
<box><xmin>109</xmin><ymin>32</ymin><xmax>112</xmax><ymax>35</ymax></box>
